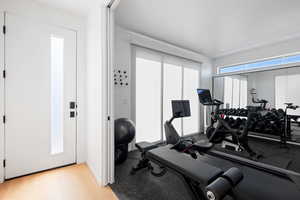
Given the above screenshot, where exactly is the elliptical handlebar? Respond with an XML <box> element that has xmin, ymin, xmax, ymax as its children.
<box><xmin>213</xmin><ymin>99</ymin><xmax>224</xmax><ymax>105</ymax></box>
<box><xmin>252</xmin><ymin>97</ymin><xmax>268</xmax><ymax>110</ymax></box>
<box><xmin>285</xmin><ymin>103</ymin><xmax>299</xmax><ymax>110</ymax></box>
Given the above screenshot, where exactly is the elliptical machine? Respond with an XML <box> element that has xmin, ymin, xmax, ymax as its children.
<box><xmin>250</xmin><ymin>88</ymin><xmax>269</xmax><ymax>110</ymax></box>
<box><xmin>197</xmin><ymin>89</ymin><xmax>260</xmax><ymax>160</ymax></box>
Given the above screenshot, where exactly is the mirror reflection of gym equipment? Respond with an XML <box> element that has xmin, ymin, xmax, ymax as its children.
<box><xmin>213</xmin><ymin>66</ymin><xmax>300</xmax><ymax>144</ymax></box>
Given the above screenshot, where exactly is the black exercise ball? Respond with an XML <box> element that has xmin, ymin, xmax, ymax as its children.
<box><xmin>115</xmin><ymin>144</ymin><xmax>129</xmax><ymax>165</ymax></box>
<box><xmin>115</xmin><ymin>118</ymin><xmax>136</xmax><ymax>145</ymax></box>
<box><xmin>115</xmin><ymin>118</ymin><xmax>135</xmax><ymax>165</ymax></box>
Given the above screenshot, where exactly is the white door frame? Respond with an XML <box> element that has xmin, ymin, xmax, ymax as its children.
<box><xmin>0</xmin><ymin>12</ymin><xmax>5</xmax><ymax>183</ymax></box>
<box><xmin>101</xmin><ymin>0</ymin><xmax>119</xmax><ymax>185</ymax></box>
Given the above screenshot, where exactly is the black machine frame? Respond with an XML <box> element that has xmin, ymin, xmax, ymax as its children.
<box><xmin>197</xmin><ymin>89</ymin><xmax>258</xmax><ymax>158</ymax></box>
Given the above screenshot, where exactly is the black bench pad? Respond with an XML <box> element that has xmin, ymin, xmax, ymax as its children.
<box><xmin>135</xmin><ymin>142</ymin><xmax>159</xmax><ymax>152</ymax></box>
<box><xmin>147</xmin><ymin>145</ymin><xmax>223</xmax><ymax>185</ymax></box>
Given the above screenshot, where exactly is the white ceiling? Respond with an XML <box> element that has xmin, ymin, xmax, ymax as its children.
<box><xmin>115</xmin><ymin>0</ymin><xmax>300</xmax><ymax>58</ymax></box>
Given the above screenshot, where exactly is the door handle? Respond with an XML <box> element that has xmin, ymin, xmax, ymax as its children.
<box><xmin>70</xmin><ymin>101</ymin><xmax>76</xmax><ymax>109</ymax></box>
<box><xmin>70</xmin><ymin>111</ymin><xmax>76</xmax><ymax>118</ymax></box>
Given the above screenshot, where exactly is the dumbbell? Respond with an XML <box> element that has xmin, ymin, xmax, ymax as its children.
<box><xmin>229</xmin><ymin>109</ymin><xmax>235</xmax><ymax>115</ymax></box>
<box><xmin>226</xmin><ymin>109</ymin><xmax>231</xmax><ymax>115</ymax></box>
<box><xmin>277</xmin><ymin>109</ymin><xmax>285</xmax><ymax>120</ymax></box>
<box><xmin>235</xmin><ymin>108</ymin><xmax>240</xmax><ymax>116</ymax></box>
<box><xmin>218</xmin><ymin>109</ymin><xmax>225</xmax><ymax>115</ymax></box>
<box><xmin>239</xmin><ymin>109</ymin><xmax>245</xmax><ymax>116</ymax></box>
<box><xmin>255</xmin><ymin>121</ymin><xmax>266</xmax><ymax>133</ymax></box>
<box><xmin>241</xmin><ymin>118</ymin><xmax>247</xmax><ymax>126</ymax></box>
<box><xmin>232</xmin><ymin>118</ymin><xmax>242</xmax><ymax>129</ymax></box>
<box><xmin>271</xmin><ymin>108</ymin><xmax>278</xmax><ymax>116</ymax></box>
<box><xmin>232</xmin><ymin>109</ymin><xmax>238</xmax><ymax>116</ymax></box>
<box><xmin>224</xmin><ymin>117</ymin><xmax>230</xmax><ymax>124</ymax></box>
<box><xmin>228</xmin><ymin>117</ymin><xmax>235</xmax><ymax>127</ymax></box>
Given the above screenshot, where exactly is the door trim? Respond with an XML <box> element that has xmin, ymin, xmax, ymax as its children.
<box><xmin>101</xmin><ymin>2</ymin><xmax>118</xmax><ymax>185</ymax></box>
<box><xmin>0</xmin><ymin>12</ymin><xmax>5</xmax><ymax>183</ymax></box>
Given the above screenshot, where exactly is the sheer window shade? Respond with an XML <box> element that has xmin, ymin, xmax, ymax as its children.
<box><xmin>133</xmin><ymin>46</ymin><xmax>201</xmax><ymax>142</ymax></box>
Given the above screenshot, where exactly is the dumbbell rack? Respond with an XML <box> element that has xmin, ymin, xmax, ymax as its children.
<box><xmin>218</xmin><ymin>108</ymin><xmax>293</xmax><ymax>144</ymax></box>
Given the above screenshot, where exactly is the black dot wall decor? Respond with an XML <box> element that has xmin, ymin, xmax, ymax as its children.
<box><xmin>114</xmin><ymin>69</ymin><xmax>129</xmax><ymax>87</ymax></box>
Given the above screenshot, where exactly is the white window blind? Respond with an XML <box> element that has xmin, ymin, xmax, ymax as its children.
<box><xmin>134</xmin><ymin>46</ymin><xmax>201</xmax><ymax>142</ymax></box>
<box><xmin>224</xmin><ymin>76</ymin><xmax>247</xmax><ymax>109</ymax></box>
<box><xmin>135</xmin><ymin>57</ymin><xmax>162</xmax><ymax>143</ymax></box>
<box><xmin>275</xmin><ymin>74</ymin><xmax>300</xmax><ymax>116</ymax></box>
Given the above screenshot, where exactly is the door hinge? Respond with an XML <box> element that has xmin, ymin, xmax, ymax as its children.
<box><xmin>107</xmin><ymin>116</ymin><xmax>111</xmax><ymax>121</ymax></box>
<box><xmin>2</xmin><ymin>70</ymin><xmax>6</xmax><ymax>78</ymax></box>
<box><xmin>3</xmin><ymin>115</ymin><xmax>5</xmax><ymax>124</ymax></box>
<box><xmin>3</xmin><ymin>160</ymin><xmax>6</xmax><ymax>168</ymax></box>
<box><xmin>2</xmin><ymin>25</ymin><xmax>6</xmax><ymax>34</ymax></box>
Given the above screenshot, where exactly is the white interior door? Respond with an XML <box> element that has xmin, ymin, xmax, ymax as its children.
<box><xmin>5</xmin><ymin>13</ymin><xmax>77</xmax><ymax>179</ymax></box>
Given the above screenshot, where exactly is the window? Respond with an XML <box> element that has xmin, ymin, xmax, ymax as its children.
<box><xmin>50</xmin><ymin>36</ymin><xmax>64</xmax><ymax>155</ymax></box>
<box><xmin>163</xmin><ymin>62</ymin><xmax>183</xmax><ymax>136</ymax></box>
<box><xmin>224</xmin><ymin>77</ymin><xmax>233</xmax><ymax>108</ymax></box>
<box><xmin>134</xmin><ymin>47</ymin><xmax>201</xmax><ymax>143</ymax></box>
<box><xmin>232</xmin><ymin>78</ymin><xmax>240</xmax><ymax>108</ymax></box>
<box><xmin>275</xmin><ymin>74</ymin><xmax>300</xmax><ymax>115</ymax></box>
<box><xmin>219</xmin><ymin>54</ymin><xmax>300</xmax><ymax>74</ymax></box>
<box><xmin>183</xmin><ymin>67</ymin><xmax>200</xmax><ymax>135</ymax></box>
<box><xmin>223</xmin><ymin>76</ymin><xmax>247</xmax><ymax>109</ymax></box>
<box><xmin>240</xmin><ymin>79</ymin><xmax>248</xmax><ymax>108</ymax></box>
<box><xmin>136</xmin><ymin>57</ymin><xmax>162</xmax><ymax>143</ymax></box>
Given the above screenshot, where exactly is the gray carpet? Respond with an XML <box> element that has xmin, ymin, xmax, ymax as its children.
<box><xmin>110</xmin><ymin>150</ymin><xmax>193</xmax><ymax>200</ymax></box>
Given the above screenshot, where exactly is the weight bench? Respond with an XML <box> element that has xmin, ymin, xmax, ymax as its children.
<box><xmin>130</xmin><ymin>142</ymin><xmax>167</xmax><ymax>176</ymax></box>
<box><xmin>146</xmin><ymin>145</ymin><xmax>243</xmax><ymax>200</ymax></box>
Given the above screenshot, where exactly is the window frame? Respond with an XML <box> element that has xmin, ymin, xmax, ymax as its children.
<box><xmin>218</xmin><ymin>52</ymin><xmax>300</xmax><ymax>76</ymax></box>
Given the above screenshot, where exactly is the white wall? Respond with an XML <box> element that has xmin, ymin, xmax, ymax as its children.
<box><xmin>0</xmin><ymin>0</ymin><xmax>86</xmax><ymax>183</ymax></box>
<box><xmin>114</xmin><ymin>28</ymin><xmax>131</xmax><ymax>118</ymax></box>
<box><xmin>214</xmin><ymin>37</ymin><xmax>300</xmax><ymax>72</ymax></box>
<box><xmin>86</xmin><ymin>6</ymin><xmax>103</xmax><ymax>185</ymax></box>
<box><xmin>114</xmin><ymin>26</ymin><xmax>213</xmax><ymax>132</ymax></box>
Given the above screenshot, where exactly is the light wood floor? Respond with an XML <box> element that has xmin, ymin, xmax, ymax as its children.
<box><xmin>0</xmin><ymin>164</ymin><xmax>118</xmax><ymax>200</ymax></box>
